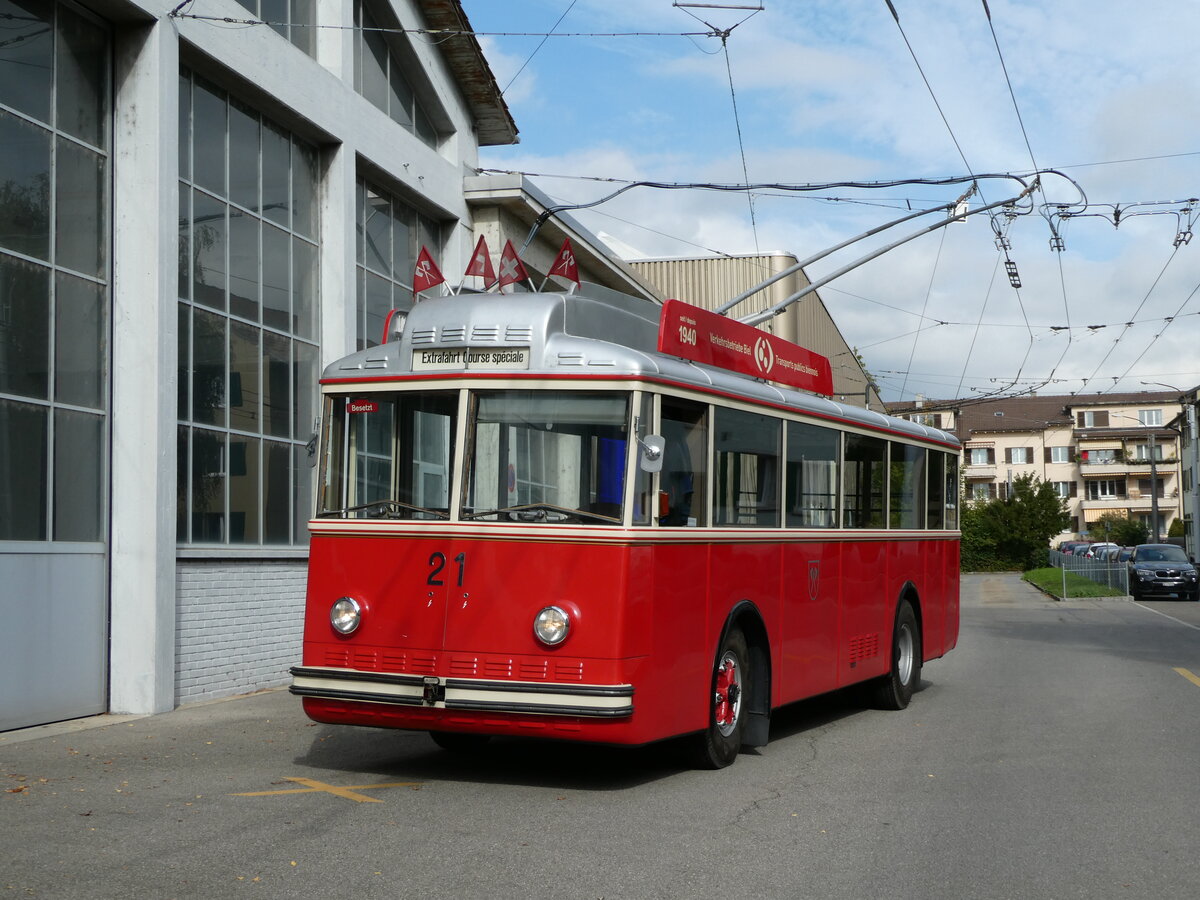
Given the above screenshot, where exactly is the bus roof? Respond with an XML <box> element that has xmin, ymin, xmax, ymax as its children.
<box><xmin>324</xmin><ymin>283</ymin><xmax>960</xmax><ymax>449</ymax></box>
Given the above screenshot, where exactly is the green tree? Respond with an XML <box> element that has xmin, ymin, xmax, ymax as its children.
<box><xmin>961</xmin><ymin>474</ymin><xmax>1070</xmax><ymax>570</ymax></box>
<box><xmin>1089</xmin><ymin>511</ymin><xmax>1148</xmax><ymax>547</ymax></box>
<box><xmin>1168</xmin><ymin>518</ymin><xmax>1185</xmax><ymax>538</ymax></box>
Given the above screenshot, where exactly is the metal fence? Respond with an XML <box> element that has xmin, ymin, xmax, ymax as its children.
<box><xmin>1048</xmin><ymin>549</ymin><xmax>1129</xmax><ymax>594</ymax></box>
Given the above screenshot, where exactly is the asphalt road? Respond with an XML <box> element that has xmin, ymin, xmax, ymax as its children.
<box><xmin>4</xmin><ymin>574</ymin><xmax>1200</xmax><ymax>899</ymax></box>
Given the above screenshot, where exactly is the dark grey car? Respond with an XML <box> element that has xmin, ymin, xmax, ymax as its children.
<box><xmin>1127</xmin><ymin>544</ymin><xmax>1200</xmax><ymax>601</ymax></box>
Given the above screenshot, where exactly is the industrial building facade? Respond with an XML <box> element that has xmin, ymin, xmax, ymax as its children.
<box><xmin>0</xmin><ymin>0</ymin><xmax>663</xmax><ymax>731</ymax></box>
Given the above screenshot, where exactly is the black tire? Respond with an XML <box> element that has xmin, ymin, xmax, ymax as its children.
<box><xmin>429</xmin><ymin>731</ymin><xmax>492</xmax><ymax>753</ymax></box>
<box><xmin>871</xmin><ymin>600</ymin><xmax>921</xmax><ymax>711</ymax></box>
<box><xmin>691</xmin><ymin>627</ymin><xmax>749</xmax><ymax>769</ymax></box>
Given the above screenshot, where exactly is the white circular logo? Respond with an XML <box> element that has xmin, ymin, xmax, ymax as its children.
<box><xmin>754</xmin><ymin>336</ymin><xmax>775</xmax><ymax>374</ymax></box>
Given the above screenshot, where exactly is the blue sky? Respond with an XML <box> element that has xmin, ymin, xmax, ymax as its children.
<box><xmin>460</xmin><ymin>0</ymin><xmax>1200</xmax><ymax>403</ymax></box>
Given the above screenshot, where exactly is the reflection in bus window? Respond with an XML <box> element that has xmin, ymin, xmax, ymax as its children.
<box><xmin>660</xmin><ymin>397</ymin><xmax>708</xmax><ymax>526</ymax></box>
<box><xmin>927</xmin><ymin>450</ymin><xmax>946</xmax><ymax>529</ymax></box>
<box><xmin>632</xmin><ymin>393</ymin><xmax>654</xmax><ymax>526</ymax></box>
<box><xmin>466</xmin><ymin>391</ymin><xmax>630</xmax><ymax>524</ymax></box>
<box><xmin>889</xmin><ymin>443</ymin><xmax>926</xmax><ymax>529</ymax></box>
<box><xmin>715</xmin><ymin>408</ymin><xmax>780</xmax><ymax>527</ymax></box>
<box><xmin>318</xmin><ymin>392</ymin><xmax>457</xmax><ymax>519</ymax></box>
<box><xmin>786</xmin><ymin>421</ymin><xmax>838</xmax><ymax>528</ymax></box>
<box><xmin>843</xmin><ymin>433</ymin><xmax>886</xmax><ymax>528</ymax></box>
<box><xmin>944</xmin><ymin>454</ymin><xmax>959</xmax><ymax>529</ymax></box>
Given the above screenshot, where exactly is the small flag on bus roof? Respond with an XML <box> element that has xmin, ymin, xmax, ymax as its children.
<box><xmin>548</xmin><ymin>237</ymin><xmax>580</xmax><ymax>287</ymax></box>
<box><xmin>498</xmin><ymin>239</ymin><xmax>530</xmax><ymax>291</ymax></box>
<box><xmin>464</xmin><ymin>235</ymin><xmax>497</xmax><ymax>289</ymax></box>
<box><xmin>413</xmin><ymin>246</ymin><xmax>445</xmax><ymax>299</ymax></box>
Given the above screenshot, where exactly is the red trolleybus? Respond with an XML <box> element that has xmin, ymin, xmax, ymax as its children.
<box><xmin>291</xmin><ymin>284</ymin><xmax>960</xmax><ymax>767</ymax></box>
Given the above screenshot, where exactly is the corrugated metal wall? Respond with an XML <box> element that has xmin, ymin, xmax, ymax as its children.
<box><xmin>630</xmin><ymin>254</ymin><xmax>881</xmax><ymax>408</ymax></box>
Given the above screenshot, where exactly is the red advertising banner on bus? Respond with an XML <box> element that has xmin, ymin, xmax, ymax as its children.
<box><xmin>657</xmin><ymin>298</ymin><xmax>834</xmax><ymax>396</ymax></box>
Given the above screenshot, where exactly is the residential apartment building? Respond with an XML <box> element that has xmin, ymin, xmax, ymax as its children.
<box><xmin>890</xmin><ymin>392</ymin><xmax>1185</xmax><ymax>543</ymax></box>
<box><xmin>0</xmin><ymin>0</ymin><xmax>660</xmax><ymax>732</ymax></box>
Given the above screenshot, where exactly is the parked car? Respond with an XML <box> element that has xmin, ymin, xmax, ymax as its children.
<box><xmin>1126</xmin><ymin>544</ymin><xmax>1200</xmax><ymax>601</ymax></box>
<box><xmin>1061</xmin><ymin>541</ymin><xmax>1089</xmax><ymax>555</ymax></box>
<box><xmin>1086</xmin><ymin>542</ymin><xmax>1119</xmax><ymax>558</ymax></box>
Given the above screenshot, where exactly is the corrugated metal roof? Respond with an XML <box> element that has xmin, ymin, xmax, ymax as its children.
<box><xmin>418</xmin><ymin>0</ymin><xmax>518</xmax><ymax>146</ymax></box>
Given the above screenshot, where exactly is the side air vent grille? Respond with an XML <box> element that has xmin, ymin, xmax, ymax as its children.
<box><xmin>410</xmin><ymin>328</ymin><xmax>436</xmax><ymax>345</ymax></box>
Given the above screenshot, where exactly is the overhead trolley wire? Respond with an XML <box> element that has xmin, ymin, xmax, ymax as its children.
<box><xmin>1078</xmin><ymin>243</ymin><xmax>1182</xmax><ymax>393</ymax></box>
<box><xmin>501</xmin><ymin>0</ymin><xmax>579</xmax><ymax>96</ymax></box>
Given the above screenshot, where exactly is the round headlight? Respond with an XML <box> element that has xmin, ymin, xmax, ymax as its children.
<box><xmin>533</xmin><ymin>606</ymin><xmax>570</xmax><ymax>646</ymax></box>
<box><xmin>330</xmin><ymin>597</ymin><xmax>362</xmax><ymax>634</ymax></box>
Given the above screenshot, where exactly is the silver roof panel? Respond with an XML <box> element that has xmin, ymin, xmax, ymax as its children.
<box><xmin>324</xmin><ymin>285</ymin><xmax>959</xmax><ymax>448</ymax></box>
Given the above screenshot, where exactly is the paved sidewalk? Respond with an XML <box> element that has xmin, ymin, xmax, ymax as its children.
<box><xmin>2</xmin><ymin>687</ymin><xmax>433</xmax><ymax>898</ymax></box>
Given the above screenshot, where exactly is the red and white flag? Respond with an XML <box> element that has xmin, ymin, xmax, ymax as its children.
<box><xmin>497</xmin><ymin>239</ymin><xmax>530</xmax><ymax>290</ymax></box>
<box><xmin>413</xmin><ymin>246</ymin><xmax>445</xmax><ymax>299</ymax></box>
<box><xmin>464</xmin><ymin>235</ymin><xmax>497</xmax><ymax>289</ymax></box>
<box><xmin>547</xmin><ymin>237</ymin><xmax>580</xmax><ymax>287</ymax></box>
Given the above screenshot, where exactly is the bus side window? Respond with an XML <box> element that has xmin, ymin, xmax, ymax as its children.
<box><xmin>660</xmin><ymin>397</ymin><xmax>708</xmax><ymax>526</ymax></box>
<box><xmin>786</xmin><ymin>420</ymin><xmax>838</xmax><ymax>528</ymax></box>
<box><xmin>714</xmin><ymin>407</ymin><xmax>780</xmax><ymax>527</ymax></box>
<box><xmin>843</xmin><ymin>433</ymin><xmax>887</xmax><ymax>528</ymax></box>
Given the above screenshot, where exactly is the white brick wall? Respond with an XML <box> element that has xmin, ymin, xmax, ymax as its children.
<box><xmin>175</xmin><ymin>561</ymin><xmax>307</xmax><ymax>705</ymax></box>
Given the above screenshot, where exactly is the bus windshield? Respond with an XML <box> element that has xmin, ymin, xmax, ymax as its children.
<box><xmin>464</xmin><ymin>391</ymin><xmax>631</xmax><ymax>524</ymax></box>
<box><xmin>317</xmin><ymin>391</ymin><xmax>458</xmax><ymax>520</ymax></box>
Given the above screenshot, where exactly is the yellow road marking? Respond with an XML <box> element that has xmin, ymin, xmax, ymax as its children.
<box><xmin>1173</xmin><ymin>667</ymin><xmax>1200</xmax><ymax>688</ymax></box>
<box><xmin>232</xmin><ymin>777</ymin><xmax>422</xmax><ymax>803</ymax></box>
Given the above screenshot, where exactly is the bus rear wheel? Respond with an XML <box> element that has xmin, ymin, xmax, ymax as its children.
<box><xmin>692</xmin><ymin>627</ymin><xmax>748</xmax><ymax>769</ymax></box>
<box><xmin>871</xmin><ymin>600</ymin><xmax>921</xmax><ymax>710</ymax></box>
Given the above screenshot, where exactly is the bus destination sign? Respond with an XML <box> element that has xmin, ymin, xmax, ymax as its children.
<box><xmin>412</xmin><ymin>347</ymin><xmax>531</xmax><ymax>372</ymax></box>
<box><xmin>657</xmin><ymin>298</ymin><xmax>833</xmax><ymax>396</ymax></box>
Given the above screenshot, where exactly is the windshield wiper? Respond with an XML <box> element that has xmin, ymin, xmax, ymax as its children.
<box><xmin>462</xmin><ymin>502</ymin><xmax>621</xmax><ymax>524</ymax></box>
<box><xmin>318</xmin><ymin>499</ymin><xmax>450</xmax><ymax>520</ymax></box>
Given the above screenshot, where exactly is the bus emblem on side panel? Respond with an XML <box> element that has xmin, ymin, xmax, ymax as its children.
<box><xmin>808</xmin><ymin>560</ymin><xmax>820</xmax><ymax>601</ymax></box>
<box><xmin>753</xmin><ymin>336</ymin><xmax>775</xmax><ymax>375</ymax></box>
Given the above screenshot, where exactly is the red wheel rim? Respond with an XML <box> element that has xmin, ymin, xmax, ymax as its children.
<box><xmin>714</xmin><ymin>651</ymin><xmax>741</xmax><ymax>737</ymax></box>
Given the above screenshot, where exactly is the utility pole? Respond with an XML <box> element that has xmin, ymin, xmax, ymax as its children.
<box><xmin>1150</xmin><ymin>430</ymin><xmax>1160</xmax><ymax>543</ymax></box>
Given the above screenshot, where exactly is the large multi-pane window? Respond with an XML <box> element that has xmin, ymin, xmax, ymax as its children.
<box><xmin>355</xmin><ymin>178</ymin><xmax>441</xmax><ymax>349</ymax></box>
<box><xmin>178</xmin><ymin>70</ymin><xmax>319</xmax><ymax>545</ymax></box>
<box><xmin>233</xmin><ymin>1</ymin><xmax>315</xmax><ymax>57</ymax></box>
<box><xmin>353</xmin><ymin>0</ymin><xmax>440</xmax><ymax>147</ymax></box>
<box><xmin>0</xmin><ymin>0</ymin><xmax>109</xmax><ymax>542</ymax></box>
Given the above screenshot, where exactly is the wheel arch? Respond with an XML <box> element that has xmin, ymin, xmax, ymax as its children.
<box><xmin>718</xmin><ymin>600</ymin><xmax>772</xmax><ymax>748</ymax></box>
<box><xmin>897</xmin><ymin>580</ymin><xmax>923</xmax><ymax>655</ymax></box>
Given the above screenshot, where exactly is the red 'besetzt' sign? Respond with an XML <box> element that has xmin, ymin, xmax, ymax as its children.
<box><xmin>657</xmin><ymin>299</ymin><xmax>833</xmax><ymax>396</ymax></box>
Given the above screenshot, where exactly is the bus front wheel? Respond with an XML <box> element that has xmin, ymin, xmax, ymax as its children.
<box><xmin>871</xmin><ymin>600</ymin><xmax>921</xmax><ymax>710</ymax></box>
<box><xmin>692</xmin><ymin>627</ymin><xmax>748</xmax><ymax>769</ymax></box>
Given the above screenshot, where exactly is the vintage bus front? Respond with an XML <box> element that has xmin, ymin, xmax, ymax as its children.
<box><xmin>292</xmin><ymin>382</ymin><xmax>662</xmax><ymax>745</ymax></box>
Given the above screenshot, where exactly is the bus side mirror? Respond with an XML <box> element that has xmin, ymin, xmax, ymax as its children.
<box><xmin>639</xmin><ymin>435</ymin><xmax>665</xmax><ymax>473</ymax></box>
